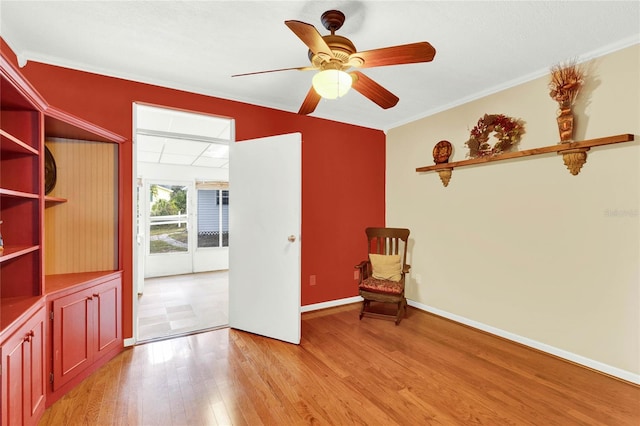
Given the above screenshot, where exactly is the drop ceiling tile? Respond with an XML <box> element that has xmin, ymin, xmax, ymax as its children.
<box><xmin>162</xmin><ymin>139</ymin><xmax>210</xmax><ymax>156</ymax></box>
<box><xmin>193</xmin><ymin>157</ymin><xmax>229</xmax><ymax>168</ymax></box>
<box><xmin>137</xmin><ymin>151</ymin><xmax>161</xmax><ymax>163</ymax></box>
<box><xmin>159</xmin><ymin>153</ymin><xmax>197</xmax><ymax>165</ymax></box>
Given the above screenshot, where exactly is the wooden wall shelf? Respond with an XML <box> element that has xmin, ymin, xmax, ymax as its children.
<box><xmin>416</xmin><ymin>134</ymin><xmax>636</xmax><ymax>186</ymax></box>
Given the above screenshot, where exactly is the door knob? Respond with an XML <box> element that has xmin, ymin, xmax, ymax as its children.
<box><xmin>288</xmin><ymin>235</ymin><xmax>296</xmax><ymax>242</ymax></box>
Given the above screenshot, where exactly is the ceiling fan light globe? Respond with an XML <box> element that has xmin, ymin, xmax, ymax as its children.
<box><xmin>312</xmin><ymin>70</ymin><xmax>352</xmax><ymax>99</ymax></box>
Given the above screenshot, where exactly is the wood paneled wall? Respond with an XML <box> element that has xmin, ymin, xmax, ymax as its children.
<box><xmin>44</xmin><ymin>138</ymin><xmax>118</xmax><ymax>274</ymax></box>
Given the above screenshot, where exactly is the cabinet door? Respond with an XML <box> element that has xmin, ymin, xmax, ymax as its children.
<box><xmin>93</xmin><ymin>277</ymin><xmax>121</xmax><ymax>359</ymax></box>
<box><xmin>1</xmin><ymin>329</ymin><xmax>26</xmax><ymax>426</ymax></box>
<box><xmin>24</xmin><ymin>311</ymin><xmax>45</xmax><ymax>425</ymax></box>
<box><xmin>51</xmin><ymin>290</ymin><xmax>93</xmax><ymax>391</ymax></box>
<box><xmin>0</xmin><ymin>306</ymin><xmax>45</xmax><ymax>426</ymax></box>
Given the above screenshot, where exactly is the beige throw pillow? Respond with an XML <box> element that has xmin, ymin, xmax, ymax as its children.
<box><xmin>369</xmin><ymin>254</ymin><xmax>402</xmax><ymax>282</ymax></box>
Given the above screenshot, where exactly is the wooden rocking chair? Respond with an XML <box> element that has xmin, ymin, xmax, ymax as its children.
<box><xmin>355</xmin><ymin>227</ymin><xmax>410</xmax><ymax>325</ymax></box>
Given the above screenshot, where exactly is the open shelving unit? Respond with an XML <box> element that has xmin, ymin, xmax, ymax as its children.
<box><xmin>1</xmin><ymin>50</ymin><xmax>127</xmax><ymax>424</ymax></box>
<box><xmin>0</xmin><ymin>60</ymin><xmax>44</xmax><ymax>333</ymax></box>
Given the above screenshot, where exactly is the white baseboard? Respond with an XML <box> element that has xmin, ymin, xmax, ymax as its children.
<box><xmin>123</xmin><ymin>338</ymin><xmax>136</xmax><ymax>347</ymax></box>
<box><xmin>407</xmin><ymin>300</ymin><xmax>640</xmax><ymax>385</ymax></box>
<box><xmin>301</xmin><ymin>296</ymin><xmax>363</xmax><ymax>313</ymax></box>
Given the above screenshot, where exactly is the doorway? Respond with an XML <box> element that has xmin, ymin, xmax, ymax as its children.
<box><xmin>137</xmin><ymin>270</ymin><xmax>229</xmax><ymax>341</ymax></box>
<box><xmin>133</xmin><ymin>103</ymin><xmax>234</xmax><ymax>342</ymax></box>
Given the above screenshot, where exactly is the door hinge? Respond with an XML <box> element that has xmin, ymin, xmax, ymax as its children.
<box><xmin>50</xmin><ymin>311</ymin><xmax>54</xmax><ymax>320</ymax></box>
<box><xmin>50</xmin><ymin>372</ymin><xmax>54</xmax><ymax>384</ymax></box>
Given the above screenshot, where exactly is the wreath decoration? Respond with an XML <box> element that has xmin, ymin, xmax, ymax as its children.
<box><xmin>464</xmin><ymin>114</ymin><xmax>525</xmax><ymax>158</ymax></box>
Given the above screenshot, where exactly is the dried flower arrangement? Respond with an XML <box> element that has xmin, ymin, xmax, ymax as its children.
<box><xmin>465</xmin><ymin>114</ymin><xmax>525</xmax><ymax>158</ymax></box>
<box><xmin>549</xmin><ymin>60</ymin><xmax>585</xmax><ymax>108</ymax></box>
<box><xmin>549</xmin><ymin>60</ymin><xmax>585</xmax><ymax>142</ymax></box>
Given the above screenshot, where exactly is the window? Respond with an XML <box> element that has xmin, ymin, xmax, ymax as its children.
<box><xmin>149</xmin><ymin>184</ymin><xmax>188</xmax><ymax>254</ymax></box>
<box><xmin>197</xmin><ymin>187</ymin><xmax>229</xmax><ymax>248</ymax></box>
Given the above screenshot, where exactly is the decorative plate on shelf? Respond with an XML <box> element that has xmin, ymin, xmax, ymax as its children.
<box><xmin>432</xmin><ymin>140</ymin><xmax>452</xmax><ymax>164</ymax></box>
<box><xmin>44</xmin><ymin>146</ymin><xmax>57</xmax><ymax>195</ymax></box>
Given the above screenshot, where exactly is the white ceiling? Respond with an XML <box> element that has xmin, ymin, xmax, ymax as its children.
<box><xmin>1</xmin><ymin>1</ymin><xmax>638</xmax><ymax>131</ymax></box>
<box><xmin>135</xmin><ymin>103</ymin><xmax>231</xmax><ymax>167</ymax></box>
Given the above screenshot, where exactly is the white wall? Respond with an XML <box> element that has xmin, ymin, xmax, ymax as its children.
<box><xmin>386</xmin><ymin>44</ymin><xmax>639</xmax><ymax>382</ymax></box>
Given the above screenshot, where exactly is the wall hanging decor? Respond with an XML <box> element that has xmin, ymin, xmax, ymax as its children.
<box><xmin>464</xmin><ymin>114</ymin><xmax>525</xmax><ymax>158</ymax></box>
<box><xmin>432</xmin><ymin>140</ymin><xmax>453</xmax><ymax>186</ymax></box>
<box><xmin>549</xmin><ymin>60</ymin><xmax>584</xmax><ymax>142</ymax></box>
<box><xmin>44</xmin><ymin>145</ymin><xmax>57</xmax><ymax>195</ymax></box>
<box><xmin>432</xmin><ymin>140</ymin><xmax>452</xmax><ymax>164</ymax></box>
<box><xmin>549</xmin><ymin>60</ymin><xmax>587</xmax><ymax>174</ymax></box>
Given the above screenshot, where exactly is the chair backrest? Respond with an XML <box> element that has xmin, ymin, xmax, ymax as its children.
<box><xmin>366</xmin><ymin>227</ymin><xmax>410</xmax><ymax>266</ymax></box>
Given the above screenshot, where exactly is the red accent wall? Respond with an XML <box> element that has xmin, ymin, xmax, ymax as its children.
<box><xmin>1</xmin><ymin>40</ymin><xmax>385</xmax><ymax>338</ymax></box>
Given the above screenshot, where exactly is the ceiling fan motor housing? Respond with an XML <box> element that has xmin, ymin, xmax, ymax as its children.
<box><xmin>321</xmin><ymin>10</ymin><xmax>346</xmax><ymax>32</ymax></box>
<box><xmin>308</xmin><ymin>35</ymin><xmax>361</xmax><ymax>70</ymax></box>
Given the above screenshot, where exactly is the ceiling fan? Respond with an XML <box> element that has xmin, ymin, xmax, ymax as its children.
<box><xmin>232</xmin><ymin>10</ymin><xmax>436</xmax><ymax>115</ymax></box>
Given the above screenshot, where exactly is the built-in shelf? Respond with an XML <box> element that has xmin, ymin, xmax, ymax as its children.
<box><xmin>0</xmin><ymin>187</ymin><xmax>39</xmax><ymax>199</ymax></box>
<box><xmin>0</xmin><ymin>296</ymin><xmax>44</xmax><ymax>334</ymax></box>
<box><xmin>45</xmin><ymin>195</ymin><xmax>68</xmax><ymax>205</ymax></box>
<box><xmin>45</xmin><ymin>270</ymin><xmax>120</xmax><ymax>295</ymax></box>
<box><xmin>416</xmin><ymin>134</ymin><xmax>636</xmax><ymax>186</ymax></box>
<box><xmin>0</xmin><ymin>129</ymin><xmax>39</xmax><ymax>155</ymax></box>
<box><xmin>0</xmin><ymin>245</ymin><xmax>40</xmax><ymax>263</ymax></box>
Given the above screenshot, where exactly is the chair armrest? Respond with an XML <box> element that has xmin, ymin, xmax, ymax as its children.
<box><xmin>403</xmin><ymin>264</ymin><xmax>411</xmax><ymax>274</ymax></box>
<box><xmin>355</xmin><ymin>260</ymin><xmax>368</xmax><ymax>269</ymax></box>
<box><xmin>355</xmin><ymin>260</ymin><xmax>370</xmax><ymax>282</ymax></box>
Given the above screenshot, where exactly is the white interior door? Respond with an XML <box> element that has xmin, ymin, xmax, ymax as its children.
<box><xmin>228</xmin><ymin>133</ymin><xmax>301</xmax><ymax>344</ymax></box>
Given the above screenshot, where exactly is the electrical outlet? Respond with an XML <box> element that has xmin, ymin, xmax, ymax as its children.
<box><xmin>309</xmin><ymin>275</ymin><xmax>316</xmax><ymax>286</ymax></box>
<box><xmin>354</xmin><ymin>270</ymin><xmax>359</xmax><ymax>280</ymax></box>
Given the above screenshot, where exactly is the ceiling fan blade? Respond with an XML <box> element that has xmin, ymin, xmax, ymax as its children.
<box><xmin>232</xmin><ymin>66</ymin><xmax>315</xmax><ymax>77</ymax></box>
<box><xmin>349</xmin><ymin>42</ymin><xmax>436</xmax><ymax>69</ymax></box>
<box><xmin>298</xmin><ymin>86</ymin><xmax>321</xmax><ymax>115</ymax></box>
<box><xmin>285</xmin><ymin>20</ymin><xmax>335</xmax><ymax>60</ymax></box>
<box><xmin>350</xmin><ymin>71</ymin><xmax>399</xmax><ymax>109</ymax></box>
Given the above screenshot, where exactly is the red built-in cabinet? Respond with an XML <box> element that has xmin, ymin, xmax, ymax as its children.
<box><xmin>47</xmin><ymin>272</ymin><xmax>121</xmax><ymax>395</ymax></box>
<box><xmin>1</xmin><ymin>51</ymin><xmax>126</xmax><ymax>425</ymax></box>
<box><xmin>0</xmin><ymin>305</ymin><xmax>46</xmax><ymax>426</ymax></box>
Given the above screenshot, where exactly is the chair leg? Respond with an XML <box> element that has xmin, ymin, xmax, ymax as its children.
<box><xmin>360</xmin><ymin>300</ymin><xmax>369</xmax><ymax>320</ymax></box>
<box><xmin>395</xmin><ymin>298</ymin><xmax>407</xmax><ymax>325</ymax></box>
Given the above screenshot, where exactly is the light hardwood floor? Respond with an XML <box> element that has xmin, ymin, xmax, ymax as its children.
<box><xmin>40</xmin><ymin>304</ymin><xmax>639</xmax><ymax>425</ymax></box>
<box><xmin>137</xmin><ymin>271</ymin><xmax>229</xmax><ymax>342</ymax></box>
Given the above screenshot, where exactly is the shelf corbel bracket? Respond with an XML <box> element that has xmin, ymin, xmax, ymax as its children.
<box><xmin>559</xmin><ymin>147</ymin><xmax>590</xmax><ymax>175</ymax></box>
<box><xmin>437</xmin><ymin>168</ymin><xmax>453</xmax><ymax>187</ymax></box>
